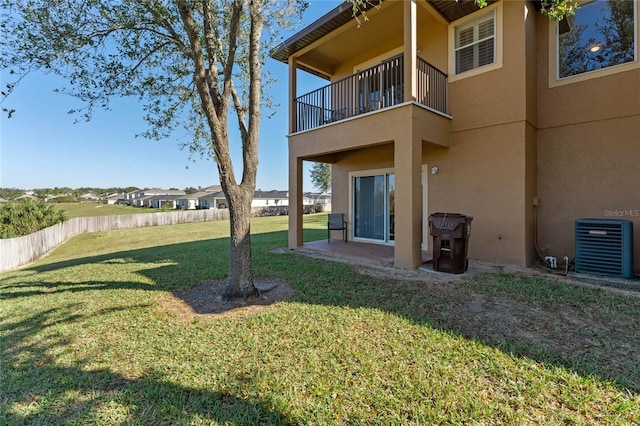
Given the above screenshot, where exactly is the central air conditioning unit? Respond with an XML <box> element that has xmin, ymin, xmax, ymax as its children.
<box><xmin>575</xmin><ymin>218</ymin><xmax>633</xmax><ymax>278</ymax></box>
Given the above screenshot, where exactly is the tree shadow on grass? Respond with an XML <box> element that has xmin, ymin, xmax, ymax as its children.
<box><xmin>0</xmin><ymin>304</ymin><xmax>295</xmax><ymax>425</ymax></box>
<box><xmin>0</xmin><ymin>238</ymin><xmax>232</xmax><ymax>299</ymax></box>
<box><xmin>1</xmin><ymin>232</ymin><xmax>301</xmax><ymax>424</ymax></box>
<box><xmin>3</xmin><ymin>365</ymin><xmax>294</xmax><ymax>425</ymax></box>
<box><xmin>24</xmin><ymin>237</ymin><xmax>230</xmax><ymax>275</ymax></box>
<box><xmin>2</xmin><ymin>228</ymin><xmax>639</xmax><ymax>413</ymax></box>
<box><xmin>277</xmin><ymin>252</ymin><xmax>640</xmax><ymax>394</ymax></box>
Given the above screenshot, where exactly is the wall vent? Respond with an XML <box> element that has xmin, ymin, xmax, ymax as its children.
<box><xmin>575</xmin><ymin>219</ymin><xmax>633</xmax><ymax>278</ymax></box>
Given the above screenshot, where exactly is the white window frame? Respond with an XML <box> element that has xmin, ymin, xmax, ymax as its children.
<box><xmin>348</xmin><ymin>166</ymin><xmax>430</xmax><ymax>247</ymax></box>
<box><xmin>448</xmin><ymin>2</ymin><xmax>503</xmax><ymax>81</ymax></box>
<box><xmin>549</xmin><ymin>0</ymin><xmax>639</xmax><ymax>87</ymax></box>
<box><xmin>349</xmin><ymin>168</ymin><xmax>395</xmax><ymax>245</ymax></box>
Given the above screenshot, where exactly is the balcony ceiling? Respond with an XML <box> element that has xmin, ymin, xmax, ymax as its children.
<box><xmin>270</xmin><ymin>0</ymin><xmax>495</xmax><ymax>79</ymax></box>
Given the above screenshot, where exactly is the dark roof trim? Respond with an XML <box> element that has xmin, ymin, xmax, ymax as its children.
<box><xmin>427</xmin><ymin>0</ymin><xmax>485</xmax><ymax>23</ymax></box>
<box><xmin>270</xmin><ymin>0</ymin><xmax>506</xmax><ymax>72</ymax></box>
<box><xmin>270</xmin><ymin>1</ymin><xmax>382</xmax><ymax>66</ymax></box>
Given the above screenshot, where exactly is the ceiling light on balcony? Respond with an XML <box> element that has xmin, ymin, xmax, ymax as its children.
<box><xmin>589</xmin><ymin>44</ymin><xmax>601</xmax><ymax>53</ymax></box>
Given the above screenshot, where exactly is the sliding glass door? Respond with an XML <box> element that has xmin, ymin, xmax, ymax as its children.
<box><xmin>353</xmin><ymin>173</ymin><xmax>395</xmax><ymax>243</ymax></box>
<box><xmin>352</xmin><ymin>166</ymin><xmax>430</xmax><ymax>247</ymax></box>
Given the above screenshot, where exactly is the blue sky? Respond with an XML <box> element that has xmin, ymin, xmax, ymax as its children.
<box><xmin>0</xmin><ymin>1</ymin><xmax>342</xmax><ymax>192</ymax></box>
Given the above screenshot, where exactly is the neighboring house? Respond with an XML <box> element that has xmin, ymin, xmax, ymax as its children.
<box><xmin>126</xmin><ymin>189</ymin><xmax>186</xmax><ymax>207</ymax></box>
<box><xmin>201</xmin><ymin>184</ymin><xmax>222</xmax><ymax>192</ymax></box>
<box><xmin>304</xmin><ymin>192</ymin><xmax>331</xmax><ymax>206</ymax></box>
<box><xmin>252</xmin><ymin>190</ymin><xmax>289</xmax><ymax>207</ymax></box>
<box><xmin>176</xmin><ymin>190</ymin><xmax>224</xmax><ymax>210</ymax></box>
<box><xmin>106</xmin><ymin>193</ymin><xmax>125</xmax><ymax>205</ymax></box>
<box><xmin>176</xmin><ymin>193</ymin><xmax>203</xmax><ymax>210</ymax></box>
<box><xmin>80</xmin><ymin>192</ymin><xmax>101</xmax><ymax>201</ymax></box>
<box><xmin>125</xmin><ymin>190</ymin><xmax>140</xmax><ymax>203</ymax></box>
<box><xmin>177</xmin><ymin>185</ymin><xmax>225</xmax><ymax>209</ymax></box>
<box><xmin>126</xmin><ymin>189</ymin><xmax>146</xmax><ymax>205</ymax></box>
<box><xmin>133</xmin><ymin>195</ymin><xmax>154</xmax><ymax>208</ymax></box>
<box><xmin>149</xmin><ymin>194</ymin><xmax>183</xmax><ymax>209</ymax></box>
<box><xmin>198</xmin><ymin>191</ymin><xmax>228</xmax><ymax>209</ymax></box>
<box><xmin>271</xmin><ymin>0</ymin><xmax>640</xmax><ymax>272</ymax></box>
<box><xmin>181</xmin><ymin>188</ymin><xmax>292</xmax><ymax>210</ymax></box>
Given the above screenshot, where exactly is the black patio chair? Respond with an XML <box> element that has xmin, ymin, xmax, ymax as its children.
<box><xmin>328</xmin><ymin>213</ymin><xmax>347</xmax><ymax>243</ymax></box>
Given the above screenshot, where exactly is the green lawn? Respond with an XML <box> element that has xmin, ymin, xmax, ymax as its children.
<box><xmin>58</xmin><ymin>202</ymin><xmax>153</xmax><ymax>218</ymax></box>
<box><xmin>1</xmin><ymin>214</ymin><xmax>639</xmax><ymax>424</ymax></box>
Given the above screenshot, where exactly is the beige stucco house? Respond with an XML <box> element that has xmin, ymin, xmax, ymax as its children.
<box><xmin>271</xmin><ymin>0</ymin><xmax>640</xmax><ymax>274</ymax></box>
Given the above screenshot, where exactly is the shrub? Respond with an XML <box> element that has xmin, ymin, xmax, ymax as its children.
<box><xmin>0</xmin><ymin>199</ymin><xmax>67</xmax><ymax>238</ymax></box>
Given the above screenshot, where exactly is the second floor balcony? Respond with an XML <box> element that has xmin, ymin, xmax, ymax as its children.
<box><xmin>294</xmin><ymin>54</ymin><xmax>447</xmax><ymax>133</ymax></box>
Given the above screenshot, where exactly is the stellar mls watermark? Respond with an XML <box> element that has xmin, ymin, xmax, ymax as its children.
<box><xmin>603</xmin><ymin>209</ymin><xmax>640</xmax><ymax>217</ymax></box>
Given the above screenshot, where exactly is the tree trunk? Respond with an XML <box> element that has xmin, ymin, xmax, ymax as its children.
<box><xmin>177</xmin><ymin>0</ymin><xmax>262</xmax><ymax>300</ymax></box>
<box><xmin>221</xmin><ymin>185</ymin><xmax>258</xmax><ymax>300</ymax></box>
<box><xmin>219</xmin><ymin>0</ymin><xmax>263</xmax><ymax>300</ymax></box>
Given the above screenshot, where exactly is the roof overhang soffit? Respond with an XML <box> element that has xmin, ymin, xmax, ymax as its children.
<box><xmin>270</xmin><ymin>0</ymin><xmax>504</xmax><ymax>78</ymax></box>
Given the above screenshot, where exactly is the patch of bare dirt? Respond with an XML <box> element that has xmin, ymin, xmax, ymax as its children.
<box><xmin>161</xmin><ymin>278</ymin><xmax>294</xmax><ymax>321</ymax></box>
<box><xmin>450</xmin><ymin>293</ymin><xmax>582</xmax><ymax>354</ymax></box>
<box><xmin>156</xmin><ymin>250</ymin><xmax>640</xmax><ymax>390</ymax></box>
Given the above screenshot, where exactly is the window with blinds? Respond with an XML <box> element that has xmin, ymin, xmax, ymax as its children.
<box><xmin>454</xmin><ymin>12</ymin><xmax>496</xmax><ymax>74</ymax></box>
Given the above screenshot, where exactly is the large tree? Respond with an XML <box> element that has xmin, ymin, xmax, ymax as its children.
<box><xmin>0</xmin><ymin>0</ymin><xmax>575</xmax><ymax>299</ymax></box>
<box><xmin>309</xmin><ymin>162</ymin><xmax>331</xmax><ymax>194</ymax></box>
<box><xmin>1</xmin><ymin>0</ymin><xmax>303</xmax><ymax>299</ymax></box>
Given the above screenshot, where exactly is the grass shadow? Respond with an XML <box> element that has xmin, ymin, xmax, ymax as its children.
<box><xmin>2</xmin><ymin>220</ymin><xmax>638</xmax><ymax>423</ymax></box>
<box><xmin>277</xmin><ymin>250</ymin><xmax>640</xmax><ymax>394</ymax></box>
<box><xmin>7</xmin><ymin>228</ymin><xmax>640</xmax><ymax>394</ymax></box>
<box><xmin>0</xmin><ymin>306</ymin><xmax>295</xmax><ymax>425</ymax></box>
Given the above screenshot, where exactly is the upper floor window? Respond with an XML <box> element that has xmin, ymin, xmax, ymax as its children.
<box><xmin>454</xmin><ymin>11</ymin><xmax>496</xmax><ymax>74</ymax></box>
<box><xmin>558</xmin><ymin>0</ymin><xmax>637</xmax><ymax>79</ymax></box>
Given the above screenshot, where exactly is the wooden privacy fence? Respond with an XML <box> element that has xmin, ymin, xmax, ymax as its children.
<box><xmin>0</xmin><ymin>204</ymin><xmax>330</xmax><ymax>274</ymax></box>
<box><xmin>0</xmin><ymin>209</ymin><xmax>229</xmax><ymax>274</ymax></box>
